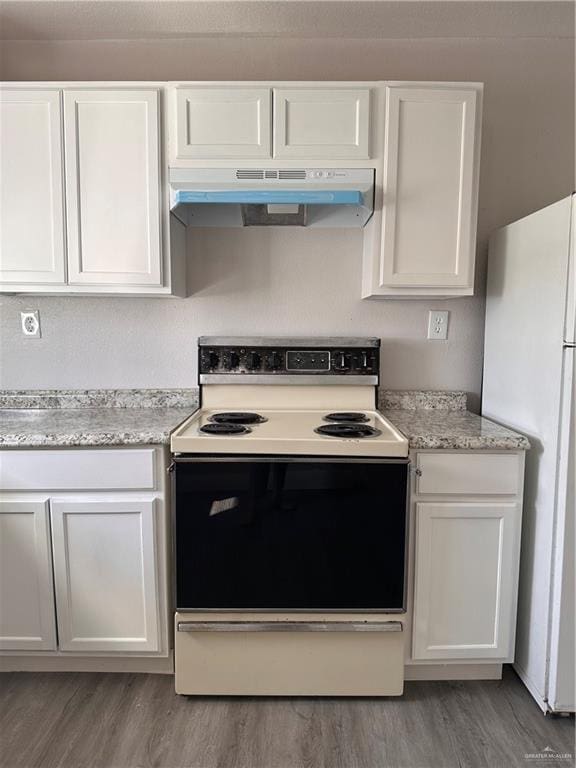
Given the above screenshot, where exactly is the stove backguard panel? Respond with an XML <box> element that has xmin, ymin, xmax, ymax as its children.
<box><xmin>197</xmin><ymin>336</ymin><xmax>380</xmax><ymax>387</ymax></box>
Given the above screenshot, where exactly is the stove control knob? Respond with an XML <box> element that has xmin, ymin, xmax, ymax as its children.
<box><xmin>246</xmin><ymin>351</ymin><xmax>262</xmax><ymax>371</ymax></box>
<box><xmin>207</xmin><ymin>351</ymin><xmax>220</xmax><ymax>369</ymax></box>
<box><xmin>223</xmin><ymin>351</ymin><xmax>240</xmax><ymax>370</ymax></box>
<box><xmin>266</xmin><ymin>351</ymin><xmax>282</xmax><ymax>371</ymax></box>
<box><xmin>357</xmin><ymin>351</ymin><xmax>370</xmax><ymax>371</ymax></box>
<box><xmin>334</xmin><ymin>352</ymin><xmax>351</xmax><ymax>371</ymax></box>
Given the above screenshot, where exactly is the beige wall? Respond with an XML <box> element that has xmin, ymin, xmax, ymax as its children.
<box><xmin>0</xmin><ymin>36</ymin><xmax>573</xmax><ymax>406</ymax></box>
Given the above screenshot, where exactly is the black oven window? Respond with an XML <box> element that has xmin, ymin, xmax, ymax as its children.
<box><xmin>175</xmin><ymin>460</ymin><xmax>408</xmax><ymax>611</ymax></box>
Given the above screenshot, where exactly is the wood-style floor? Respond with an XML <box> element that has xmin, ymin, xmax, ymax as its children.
<box><xmin>0</xmin><ymin>667</ymin><xmax>573</xmax><ymax>768</ymax></box>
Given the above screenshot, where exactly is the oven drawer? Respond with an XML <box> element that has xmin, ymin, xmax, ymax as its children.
<box><xmin>416</xmin><ymin>452</ymin><xmax>522</xmax><ymax>496</ymax></box>
<box><xmin>0</xmin><ymin>448</ymin><xmax>157</xmax><ymax>491</ymax></box>
<box><xmin>175</xmin><ymin>613</ymin><xmax>404</xmax><ymax>695</ymax></box>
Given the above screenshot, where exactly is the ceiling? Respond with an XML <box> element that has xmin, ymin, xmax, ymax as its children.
<box><xmin>0</xmin><ymin>0</ymin><xmax>572</xmax><ymax>41</ymax></box>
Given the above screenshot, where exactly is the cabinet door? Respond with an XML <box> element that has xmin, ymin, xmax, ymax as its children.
<box><xmin>274</xmin><ymin>88</ymin><xmax>370</xmax><ymax>159</ymax></box>
<box><xmin>174</xmin><ymin>87</ymin><xmax>271</xmax><ymax>160</ymax></box>
<box><xmin>64</xmin><ymin>89</ymin><xmax>162</xmax><ymax>286</ymax></box>
<box><xmin>0</xmin><ymin>89</ymin><xmax>66</xmax><ymax>285</ymax></box>
<box><xmin>378</xmin><ymin>87</ymin><xmax>479</xmax><ymax>292</ymax></box>
<box><xmin>50</xmin><ymin>498</ymin><xmax>161</xmax><ymax>652</ymax></box>
<box><xmin>0</xmin><ymin>499</ymin><xmax>57</xmax><ymax>650</ymax></box>
<box><xmin>412</xmin><ymin>502</ymin><xmax>521</xmax><ymax>660</ymax></box>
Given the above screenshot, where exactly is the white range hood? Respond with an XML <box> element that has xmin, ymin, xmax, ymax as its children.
<box><xmin>169</xmin><ymin>168</ymin><xmax>374</xmax><ymax>228</ymax></box>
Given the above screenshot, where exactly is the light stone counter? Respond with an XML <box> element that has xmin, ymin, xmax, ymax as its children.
<box><xmin>0</xmin><ymin>388</ymin><xmax>529</xmax><ymax>450</ymax></box>
<box><xmin>0</xmin><ymin>389</ymin><xmax>198</xmax><ymax>447</ymax></box>
<box><xmin>378</xmin><ymin>390</ymin><xmax>529</xmax><ymax>450</ymax></box>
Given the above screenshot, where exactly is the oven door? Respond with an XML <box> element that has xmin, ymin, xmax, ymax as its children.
<box><xmin>173</xmin><ymin>456</ymin><xmax>409</xmax><ymax>612</ymax></box>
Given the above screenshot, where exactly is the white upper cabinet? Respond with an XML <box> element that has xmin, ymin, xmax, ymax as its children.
<box><xmin>0</xmin><ymin>89</ymin><xmax>66</xmax><ymax>285</ymax></box>
<box><xmin>1</xmin><ymin>81</ymin><xmax>481</xmax><ymax>299</ymax></box>
<box><xmin>412</xmin><ymin>501</ymin><xmax>521</xmax><ymax>661</ymax></box>
<box><xmin>170</xmin><ymin>85</ymin><xmax>370</xmax><ymax>162</ymax></box>
<box><xmin>363</xmin><ymin>85</ymin><xmax>481</xmax><ymax>298</ymax></box>
<box><xmin>64</xmin><ymin>89</ymin><xmax>162</xmax><ymax>286</ymax></box>
<box><xmin>0</xmin><ymin>499</ymin><xmax>57</xmax><ymax>651</ymax></box>
<box><xmin>50</xmin><ymin>497</ymin><xmax>161</xmax><ymax>653</ymax></box>
<box><xmin>173</xmin><ymin>87</ymin><xmax>272</xmax><ymax>161</ymax></box>
<box><xmin>273</xmin><ymin>88</ymin><xmax>370</xmax><ymax>159</ymax></box>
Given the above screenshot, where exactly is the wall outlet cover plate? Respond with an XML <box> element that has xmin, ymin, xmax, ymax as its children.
<box><xmin>21</xmin><ymin>310</ymin><xmax>41</xmax><ymax>338</ymax></box>
<box><xmin>427</xmin><ymin>310</ymin><xmax>449</xmax><ymax>340</ymax></box>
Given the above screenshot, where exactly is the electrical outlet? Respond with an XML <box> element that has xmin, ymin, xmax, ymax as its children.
<box><xmin>427</xmin><ymin>310</ymin><xmax>449</xmax><ymax>340</ymax></box>
<box><xmin>21</xmin><ymin>310</ymin><xmax>41</xmax><ymax>338</ymax></box>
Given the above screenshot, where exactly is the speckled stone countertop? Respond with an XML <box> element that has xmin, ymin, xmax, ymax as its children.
<box><xmin>0</xmin><ymin>388</ymin><xmax>529</xmax><ymax>451</ymax></box>
<box><xmin>379</xmin><ymin>390</ymin><xmax>530</xmax><ymax>451</ymax></box>
<box><xmin>0</xmin><ymin>389</ymin><xmax>198</xmax><ymax>448</ymax></box>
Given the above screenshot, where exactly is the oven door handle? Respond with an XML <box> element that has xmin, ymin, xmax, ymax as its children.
<box><xmin>177</xmin><ymin>620</ymin><xmax>403</xmax><ymax>633</ymax></box>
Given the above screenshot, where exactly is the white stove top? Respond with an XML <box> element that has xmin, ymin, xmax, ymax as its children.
<box><xmin>171</xmin><ymin>408</ymin><xmax>408</xmax><ymax>458</ymax></box>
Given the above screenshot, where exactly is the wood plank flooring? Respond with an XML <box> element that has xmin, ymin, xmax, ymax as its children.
<box><xmin>0</xmin><ymin>666</ymin><xmax>573</xmax><ymax>768</ymax></box>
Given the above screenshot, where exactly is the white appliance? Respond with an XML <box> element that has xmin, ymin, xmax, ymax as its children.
<box><xmin>171</xmin><ymin>337</ymin><xmax>410</xmax><ymax>696</ymax></box>
<box><xmin>169</xmin><ymin>168</ymin><xmax>374</xmax><ymax>227</ymax></box>
<box><xmin>482</xmin><ymin>195</ymin><xmax>575</xmax><ymax>714</ymax></box>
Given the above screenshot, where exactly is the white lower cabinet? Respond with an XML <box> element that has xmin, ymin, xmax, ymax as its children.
<box><xmin>0</xmin><ymin>499</ymin><xmax>57</xmax><ymax>651</ymax></box>
<box><xmin>50</xmin><ymin>497</ymin><xmax>161</xmax><ymax>653</ymax></box>
<box><xmin>412</xmin><ymin>502</ymin><xmax>521</xmax><ymax>660</ymax></box>
<box><xmin>0</xmin><ymin>446</ymin><xmax>170</xmax><ymax>664</ymax></box>
<box><xmin>410</xmin><ymin>452</ymin><xmax>524</xmax><ymax>664</ymax></box>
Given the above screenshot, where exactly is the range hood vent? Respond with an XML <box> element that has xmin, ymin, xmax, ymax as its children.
<box><xmin>170</xmin><ymin>168</ymin><xmax>374</xmax><ymax>228</ymax></box>
<box><xmin>236</xmin><ymin>170</ymin><xmax>265</xmax><ymax>179</ymax></box>
<box><xmin>235</xmin><ymin>169</ymin><xmax>308</xmax><ymax>180</ymax></box>
<box><xmin>279</xmin><ymin>169</ymin><xmax>307</xmax><ymax>179</ymax></box>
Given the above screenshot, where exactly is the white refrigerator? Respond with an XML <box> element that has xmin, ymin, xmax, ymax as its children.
<box><xmin>483</xmin><ymin>195</ymin><xmax>575</xmax><ymax>714</ymax></box>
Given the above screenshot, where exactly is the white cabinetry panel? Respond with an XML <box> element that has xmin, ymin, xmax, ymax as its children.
<box><xmin>0</xmin><ymin>89</ymin><xmax>66</xmax><ymax>285</ymax></box>
<box><xmin>412</xmin><ymin>502</ymin><xmax>520</xmax><ymax>660</ymax></box>
<box><xmin>64</xmin><ymin>89</ymin><xmax>162</xmax><ymax>286</ymax></box>
<box><xmin>273</xmin><ymin>88</ymin><xmax>370</xmax><ymax>159</ymax></box>
<box><xmin>174</xmin><ymin>87</ymin><xmax>272</xmax><ymax>160</ymax></box>
<box><xmin>364</xmin><ymin>86</ymin><xmax>480</xmax><ymax>297</ymax></box>
<box><xmin>50</xmin><ymin>498</ymin><xmax>160</xmax><ymax>652</ymax></box>
<box><xmin>0</xmin><ymin>499</ymin><xmax>57</xmax><ymax>651</ymax></box>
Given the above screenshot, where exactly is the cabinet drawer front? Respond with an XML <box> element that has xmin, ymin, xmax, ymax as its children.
<box><xmin>174</xmin><ymin>87</ymin><xmax>272</xmax><ymax>160</ymax></box>
<box><xmin>416</xmin><ymin>452</ymin><xmax>521</xmax><ymax>496</ymax></box>
<box><xmin>274</xmin><ymin>88</ymin><xmax>370</xmax><ymax>159</ymax></box>
<box><xmin>0</xmin><ymin>449</ymin><xmax>156</xmax><ymax>491</ymax></box>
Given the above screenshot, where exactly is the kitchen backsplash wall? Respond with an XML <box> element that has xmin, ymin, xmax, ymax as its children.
<box><xmin>0</xmin><ymin>228</ymin><xmax>484</xmax><ymax>404</ymax></box>
<box><xmin>0</xmin><ymin>34</ymin><xmax>573</xmax><ymax>410</ymax></box>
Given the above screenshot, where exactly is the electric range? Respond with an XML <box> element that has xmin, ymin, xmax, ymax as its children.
<box><xmin>170</xmin><ymin>337</ymin><xmax>410</xmax><ymax>696</ymax></box>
